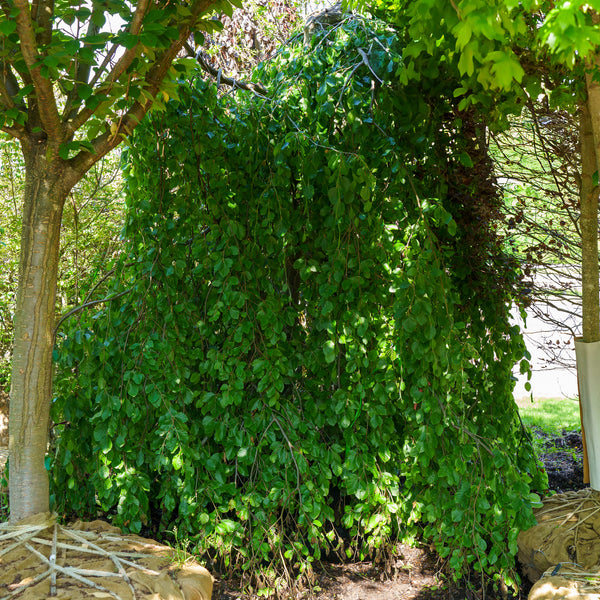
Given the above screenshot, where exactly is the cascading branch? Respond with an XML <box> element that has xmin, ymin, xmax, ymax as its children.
<box><xmin>52</xmin><ymin>11</ymin><xmax>545</xmax><ymax>593</ymax></box>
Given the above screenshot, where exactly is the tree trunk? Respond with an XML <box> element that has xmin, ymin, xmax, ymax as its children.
<box><xmin>9</xmin><ymin>144</ymin><xmax>68</xmax><ymax>522</ymax></box>
<box><xmin>579</xmin><ymin>101</ymin><xmax>600</xmax><ymax>343</ymax></box>
<box><xmin>578</xmin><ymin>43</ymin><xmax>600</xmax><ymax>488</ymax></box>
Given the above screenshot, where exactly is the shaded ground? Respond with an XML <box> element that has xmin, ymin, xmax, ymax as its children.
<box><xmin>214</xmin><ymin>428</ymin><xmax>587</xmax><ymax>600</ymax></box>
<box><xmin>214</xmin><ymin>544</ymin><xmax>470</xmax><ymax>600</ymax></box>
<box><xmin>532</xmin><ymin>427</ymin><xmax>586</xmax><ymax>493</ymax></box>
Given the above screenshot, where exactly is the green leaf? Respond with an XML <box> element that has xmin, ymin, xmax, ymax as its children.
<box><xmin>457</xmin><ymin>45</ymin><xmax>475</xmax><ymax>77</ymax></box>
<box><xmin>453</xmin><ymin>20</ymin><xmax>472</xmax><ymax>50</ymax></box>
<box><xmin>77</xmin><ymin>85</ymin><xmax>94</xmax><ymax>101</ymax></box>
<box><xmin>402</xmin><ymin>316</ymin><xmax>417</xmax><ymax>333</ymax></box>
<box><xmin>0</xmin><ymin>20</ymin><xmax>16</xmax><ymax>35</ymax></box>
<box><xmin>487</xmin><ymin>51</ymin><xmax>525</xmax><ymax>91</ymax></box>
<box><xmin>458</xmin><ymin>151</ymin><xmax>473</xmax><ymax>168</ymax></box>
<box><xmin>323</xmin><ymin>340</ymin><xmax>337</xmax><ymax>363</ymax></box>
<box><xmin>172</xmin><ymin>452</ymin><xmax>183</xmax><ymax>470</ymax></box>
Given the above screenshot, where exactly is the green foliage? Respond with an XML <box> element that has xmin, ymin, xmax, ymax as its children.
<box><xmin>0</xmin><ymin>136</ymin><xmax>125</xmax><ymax>390</ymax></box>
<box><xmin>53</xmin><ymin>13</ymin><xmax>544</xmax><ymax>592</ymax></box>
<box><xmin>0</xmin><ymin>137</ymin><xmax>22</xmax><ymax>389</ymax></box>
<box><xmin>373</xmin><ymin>0</ymin><xmax>590</xmax><ymax>115</ymax></box>
<box><xmin>0</xmin><ymin>0</ymin><xmax>241</xmax><ymax>181</ymax></box>
<box><xmin>538</xmin><ymin>3</ymin><xmax>600</xmax><ymax>68</ymax></box>
<box><xmin>373</xmin><ymin>0</ymin><xmax>532</xmax><ymax>121</ymax></box>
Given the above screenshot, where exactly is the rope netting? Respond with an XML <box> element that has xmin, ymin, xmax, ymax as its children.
<box><xmin>0</xmin><ymin>513</ymin><xmax>212</xmax><ymax>600</ymax></box>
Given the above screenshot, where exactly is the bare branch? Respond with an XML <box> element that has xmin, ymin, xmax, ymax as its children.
<box><xmin>0</xmin><ymin>65</ymin><xmax>27</xmax><ymax>138</ymax></box>
<box><xmin>1</xmin><ymin>122</ymin><xmax>27</xmax><ymax>139</ymax></box>
<box><xmin>30</xmin><ymin>0</ymin><xmax>39</xmax><ymax>24</ymax></box>
<box><xmin>0</xmin><ymin>81</ymin><xmax>16</xmax><ymax>110</ymax></box>
<box><xmin>33</xmin><ymin>0</ymin><xmax>54</xmax><ymax>47</ymax></box>
<box><xmin>356</xmin><ymin>47</ymin><xmax>383</xmax><ymax>84</ymax></box>
<box><xmin>88</xmin><ymin>44</ymin><xmax>120</xmax><ymax>88</ymax></box>
<box><xmin>54</xmin><ymin>289</ymin><xmax>132</xmax><ymax>338</ymax></box>
<box><xmin>190</xmin><ymin>44</ymin><xmax>268</xmax><ymax>96</ymax></box>
<box><xmin>0</xmin><ymin>62</ymin><xmax>21</xmax><ymax>105</ymax></box>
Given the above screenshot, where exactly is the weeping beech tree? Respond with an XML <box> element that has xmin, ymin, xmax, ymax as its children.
<box><xmin>0</xmin><ymin>0</ymin><xmax>239</xmax><ymax>523</ymax></box>
<box><xmin>52</xmin><ymin>12</ymin><xmax>544</xmax><ymax>591</ymax></box>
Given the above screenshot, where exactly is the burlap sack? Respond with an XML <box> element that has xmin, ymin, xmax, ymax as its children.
<box><xmin>517</xmin><ymin>489</ymin><xmax>600</xmax><ymax>583</ymax></box>
<box><xmin>0</xmin><ymin>512</ymin><xmax>213</xmax><ymax>600</ymax></box>
<box><xmin>529</xmin><ymin>564</ymin><xmax>600</xmax><ymax>600</ymax></box>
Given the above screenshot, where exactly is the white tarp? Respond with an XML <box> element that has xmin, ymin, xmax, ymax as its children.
<box><xmin>575</xmin><ymin>338</ymin><xmax>600</xmax><ymax>489</ymax></box>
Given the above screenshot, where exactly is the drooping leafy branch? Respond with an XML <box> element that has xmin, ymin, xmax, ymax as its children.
<box><xmin>52</xmin><ymin>11</ymin><xmax>544</xmax><ymax>593</ymax></box>
<box><xmin>371</xmin><ymin>0</ymin><xmax>600</xmax><ymax>348</ymax></box>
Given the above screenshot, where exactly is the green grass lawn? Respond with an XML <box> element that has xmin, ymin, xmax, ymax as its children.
<box><xmin>516</xmin><ymin>396</ymin><xmax>581</xmax><ymax>432</ymax></box>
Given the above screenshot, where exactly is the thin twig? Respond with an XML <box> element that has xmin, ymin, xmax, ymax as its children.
<box><xmin>50</xmin><ymin>523</ymin><xmax>57</xmax><ymax>596</ymax></box>
<box><xmin>54</xmin><ymin>289</ymin><xmax>132</xmax><ymax>337</ymax></box>
<box><xmin>356</xmin><ymin>48</ymin><xmax>383</xmax><ymax>84</ymax></box>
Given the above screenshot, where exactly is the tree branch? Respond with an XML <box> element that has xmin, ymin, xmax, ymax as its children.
<box><xmin>101</xmin><ymin>0</ymin><xmax>151</xmax><ymax>82</ymax></box>
<box><xmin>54</xmin><ymin>289</ymin><xmax>132</xmax><ymax>338</ymax></box>
<box><xmin>33</xmin><ymin>0</ymin><xmax>54</xmax><ymax>47</ymax></box>
<box><xmin>13</xmin><ymin>0</ymin><xmax>63</xmax><ymax>141</ymax></box>
<box><xmin>0</xmin><ymin>0</ymin><xmax>10</xmax><ymax>18</ymax></box>
<box><xmin>0</xmin><ymin>78</ymin><xmax>17</xmax><ymax>109</ymax></box>
<box><xmin>65</xmin><ymin>0</ymin><xmax>151</xmax><ymax>135</ymax></box>
<box><xmin>65</xmin><ymin>0</ymin><xmax>222</xmax><ymax>179</ymax></box>
<box><xmin>88</xmin><ymin>45</ymin><xmax>120</xmax><ymax>89</ymax></box>
<box><xmin>0</xmin><ymin>65</ymin><xmax>27</xmax><ymax>138</ymax></box>
<box><xmin>189</xmin><ymin>44</ymin><xmax>268</xmax><ymax>96</ymax></box>
<box><xmin>1</xmin><ymin>122</ymin><xmax>28</xmax><ymax>140</ymax></box>
<box><xmin>0</xmin><ymin>62</ymin><xmax>21</xmax><ymax>105</ymax></box>
<box><xmin>63</xmin><ymin>16</ymin><xmax>102</xmax><ymax>122</ymax></box>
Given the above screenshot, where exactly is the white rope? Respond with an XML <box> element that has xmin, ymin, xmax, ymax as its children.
<box><xmin>50</xmin><ymin>523</ymin><xmax>57</xmax><ymax>596</ymax></box>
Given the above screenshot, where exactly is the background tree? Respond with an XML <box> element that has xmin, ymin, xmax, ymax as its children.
<box><xmin>493</xmin><ymin>106</ymin><xmax>584</xmax><ymax>371</ymax></box>
<box><xmin>372</xmin><ymin>0</ymin><xmax>600</xmax><ymax>341</ymax></box>
<box><xmin>0</xmin><ymin>145</ymin><xmax>125</xmax><ymax>395</ymax></box>
<box><xmin>0</xmin><ymin>0</ymin><xmax>239</xmax><ymax>523</ymax></box>
<box><xmin>198</xmin><ymin>0</ymin><xmax>302</xmax><ymax>78</ymax></box>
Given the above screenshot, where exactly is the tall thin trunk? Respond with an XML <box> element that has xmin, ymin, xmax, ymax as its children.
<box><xmin>579</xmin><ymin>101</ymin><xmax>600</xmax><ymax>343</ymax></box>
<box><xmin>9</xmin><ymin>144</ymin><xmax>68</xmax><ymax>522</ymax></box>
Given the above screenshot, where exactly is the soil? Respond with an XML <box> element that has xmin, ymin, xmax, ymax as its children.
<box><xmin>531</xmin><ymin>427</ymin><xmax>586</xmax><ymax>493</ymax></box>
<box><xmin>213</xmin><ymin>428</ymin><xmax>588</xmax><ymax>600</ymax></box>
<box><xmin>214</xmin><ymin>546</ymin><xmax>471</xmax><ymax>600</ymax></box>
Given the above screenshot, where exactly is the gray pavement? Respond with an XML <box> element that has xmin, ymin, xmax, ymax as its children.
<box><xmin>512</xmin><ymin>265</ymin><xmax>580</xmax><ymax>400</ymax></box>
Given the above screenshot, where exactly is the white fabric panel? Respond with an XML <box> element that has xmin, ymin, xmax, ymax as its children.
<box><xmin>575</xmin><ymin>339</ymin><xmax>600</xmax><ymax>489</ymax></box>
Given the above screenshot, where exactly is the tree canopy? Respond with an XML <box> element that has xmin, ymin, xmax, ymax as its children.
<box><xmin>371</xmin><ymin>0</ymin><xmax>600</xmax><ymax>341</ymax></box>
<box><xmin>0</xmin><ymin>0</ymin><xmax>241</xmax><ymax>160</ymax></box>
